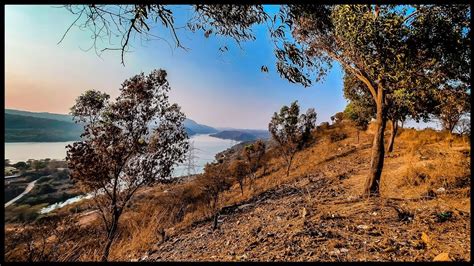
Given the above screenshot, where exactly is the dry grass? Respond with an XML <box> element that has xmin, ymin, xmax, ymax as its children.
<box><xmin>5</xmin><ymin>121</ymin><xmax>470</xmax><ymax>262</ymax></box>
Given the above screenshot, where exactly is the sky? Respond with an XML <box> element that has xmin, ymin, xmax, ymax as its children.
<box><xmin>4</xmin><ymin>5</ymin><xmax>436</xmax><ymax>130</ymax></box>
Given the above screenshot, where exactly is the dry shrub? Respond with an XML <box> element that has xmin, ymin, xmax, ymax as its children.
<box><xmin>329</xmin><ymin>132</ymin><xmax>348</xmax><ymax>143</ymax></box>
<box><xmin>401</xmin><ymin>148</ymin><xmax>470</xmax><ymax>192</ymax></box>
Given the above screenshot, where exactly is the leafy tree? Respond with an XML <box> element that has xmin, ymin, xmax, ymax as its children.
<box><xmin>271</xmin><ymin>5</ymin><xmax>470</xmax><ymax>195</ymax></box>
<box><xmin>62</xmin><ymin>5</ymin><xmax>470</xmax><ymax>197</ymax></box>
<box><xmin>66</xmin><ymin>69</ymin><xmax>188</xmax><ymax>261</ymax></box>
<box><xmin>330</xmin><ymin>112</ymin><xmax>345</xmax><ymax>124</ymax></box>
<box><xmin>344</xmin><ymin>102</ymin><xmax>372</xmax><ymax>144</ymax></box>
<box><xmin>434</xmin><ymin>87</ymin><xmax>470</xmax><ymax>133</ymax></box>
<box><xmin>242</xmin><ymin>139</ymin><xmax>266</xmax><ymax>180</ymax></box>
<box><xmin>269</xmin><ymin>101</ymin><xmax>316</xmax><ymax>176</ymax></box>
<box><xmin>13</xmin><ymin>161</ymin><xmax>28</xmax><ymax>171</ymax></box>
<box><xmin>61</xmin><ymin>5</ymin><xmax>268</xmax><ymax>65</ymax></box>
<box><xmin>228</xmin><ymin>159</ymin><xmax>248</xmax><ymax>195</ymax></box>
<box><xmin>198</xmin><ymin>161</ymin><xmax>233</xmax><ymax>230</ymax></box>
<box><xmin>31</xmin><ymin>160</ymin><xmax>48</xmax><ymax>171</ymax></box>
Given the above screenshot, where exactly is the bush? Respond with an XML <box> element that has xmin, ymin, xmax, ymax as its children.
<box><xmin>330</xmin><ymin>132</ymin><xmax>347</xmax><ymax>142</ymax></box>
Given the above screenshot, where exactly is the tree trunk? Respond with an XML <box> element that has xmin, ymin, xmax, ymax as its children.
<box><xmin>213</xmin><ymin>211</ymin><xmax>219</xmax><ymax>230</ymax></box>
<box><xmin>101</xmin><ymin>211</ymin><xmax>120</xmax><ymax>262</ymax></box>
<box><xmin>363</xmin><ymin>86</ymin><xmax>386</xmax><ymax>197</ymax></box>
<box><xmin>286</xmin><ymin>154</ymin><xmax>294</xmax><ymax>177</ymax></box>
<box><xmin>160</xmin><ymin>228</ymin><xmax>166</xmax><ymax>244</ymax></box>
<box><xmin>239</xmin><ymin>181</ymin><xmax>244</xmax><ymax>195</ymax></box>
<box><xmin>387</xmin><ymin>120</ymin><xmax>398</xmax><ymax>153</ymax></box>
<box><xmin>357</xmin><ymin>130</ymin><xmax>360</xmax><ymax>144</ymax></box>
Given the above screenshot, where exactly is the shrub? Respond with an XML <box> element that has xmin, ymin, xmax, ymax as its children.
<box><xmin>330</xmin><ymin>132</ymin><xmax>347</xmax><ymax>142</ymax></box>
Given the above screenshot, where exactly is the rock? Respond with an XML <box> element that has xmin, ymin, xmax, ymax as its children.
<box><xmin>301</xmin><ymin>207</ymin><xmax>308</xmax><ymax>218</ymax></box>
<box><xmin>238</xmin><ymin>204</ymin><xmax>253</xmax><ymax>210</ymax></box>
<box><xmin>433</xmin><ymin>253</ymin><xmax>452</xmax><ymax>261</ymax></box>
<box><xmin>237</xmin><ymin>220</ymin><xmax>240</xmax><ymax>225</ymax></box>
<box><xmin>357</xmin><ymin>225</ymin><xmax>369</xmax><ymax>230</ymax></box>
<box><xmin>436</xmin><ymin>187</ymin><xmax>446</xmax><ymax>193</ymax></box>
<box><xmin>236</xmin><ymin>254</ymin><xmax>248</xmax><ymax>260</ymax></box>
<box><xmin>371</xmin><ymin>212</ymin><xmax>378</xmax><ymax>216</ymax></box>
<box><xmin>339</xmin><ymin>248</ymin><xmax>349</xmax><ymax>253</ymax></box>
<box><xmin>421</xmin><ymin>232</ymin><xmax>430</xmax><ymax>246</ymax></box>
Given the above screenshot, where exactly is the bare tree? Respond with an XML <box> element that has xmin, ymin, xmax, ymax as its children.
<box><xmin>66</xmin><ymin>69</ymin><xmax>188</xmax><ymax>261</ymax></box>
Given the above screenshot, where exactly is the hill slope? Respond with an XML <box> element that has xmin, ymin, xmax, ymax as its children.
<box><xmin>210</xmin><ymin>129</ymin><xmax>270</xmax><ymax>141</ymax></box>
<box><xmin>4</xmin><ymin>121</ymin><xmax>470</xmax><ymax>262</ymax></box>
<box><xmin>141</xmin><ymin>123</ymin><xmax>470</xmax><ymax>262</ymax></box>
<box><xmin>5</xmin><ymin>113</ymin><xmax>83</xmax><ymax>142</ymax></box>
<box><xmin>5</xmin><ymin>109</ymin><xmax>218</xmax><ymax>141</ymax></box>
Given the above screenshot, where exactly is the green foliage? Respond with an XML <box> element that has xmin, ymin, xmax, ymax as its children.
<box><xmin>269</xmin><ymin>101</ymin><xmax>317</xmax><ymax>176</ymax></box>
<box><xmin>344</xmin><ymin>102</ymin><xmax>371</xmax><ymax>131</ymax></box>
<box><xmin>13</xmin><ymin>161</ymin><xmax>28</xmax><ymax>170</ymax></box>
<box><xmin>66</xmin><ymin>69</ymin><xmax>189</xmax><ymax>260</ymax></box>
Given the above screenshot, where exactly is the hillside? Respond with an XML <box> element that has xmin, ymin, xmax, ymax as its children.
<box><xmin>4</xmin><ymin>121</ymin><xmax>470</xmax><ymax>262</ymax></box>
<box><xmin>141</xmin><ymin>124</ymin><xmax>470</xmax><ymax>262</ymax></box>
<box><xmin>5</xmin><ymin>109</ymin><xmax>218</xmax><ymax>142</ymax></box>
<box><xmin>5</xmin><ymin>113</ymin><xmax>83</xmax><ymax>142</ymax></box>
<box><xmin>184</xmin><ymin>119</ymin><xmax>218</xmax><ymax>134</ymax></box>
<box><xmin>211</xmin><ymin>129</ymin><xmax>270</xmax><ymax>142</ymax></box>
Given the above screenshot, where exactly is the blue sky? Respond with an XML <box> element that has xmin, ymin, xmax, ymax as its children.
<box><xmin>5</xmin><ymin>5</ymin><xmax>435</xmax><ymax>129</ymax></box>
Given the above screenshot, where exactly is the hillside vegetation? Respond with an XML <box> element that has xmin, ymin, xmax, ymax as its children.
<box><xmin>5</xmin><ymin>121</ymin><xmax>470</xmax><ymax>262</ymax></box>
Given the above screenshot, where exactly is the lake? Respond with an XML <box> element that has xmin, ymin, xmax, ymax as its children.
<box><xmin>4</xmin><ymin>134</ymin><xmax>238</xmax><ymax>177</ymax></box>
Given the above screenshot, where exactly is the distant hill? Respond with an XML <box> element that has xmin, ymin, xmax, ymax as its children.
<box><xmin>5</xmin><ymin>109</ymin><xmax>74</xmax><ymax>123</ymax></box>
<box><xmin>5</xmin><ymin>113</ymin><xmax>83</xmax><ymax>142</ymax></box>
<box><xmin>183</xmin><ymin>119</ymin><xmax>218</xmax><ymax>134</ymax></box>
<box><xmin>5</xmin><ymin>109</ymin><xmax>219</xmax><ymax>142</ymax></box>
<box><xmin>210</xmin><ymin>129</ymin><xmax>270</xmax><ymax>142</ymax></box>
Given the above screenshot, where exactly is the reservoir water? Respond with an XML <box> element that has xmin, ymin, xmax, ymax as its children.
<box><xmin>5</xmin><ymin>134</ymin><xmax>239</xmax><ymax>213</ymax></box>
<box><xmin>5</xmin><ymin>134</ymin><xmax>238</xmax><ymax>176</ymax></box>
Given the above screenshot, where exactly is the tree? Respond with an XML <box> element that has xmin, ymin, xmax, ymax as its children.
<box><xmin>66</xmin><ymin>69</ymin><xmax>188</xmax><ymax>261</ymax></box>
<box><xmin>344</xmin><ymin>102</ymin><xmax>371</xmax><ymax>144</ymax></box>
<box><xmin>269</xmin><ymin>101</ymin><xmax>316</xmax><ymax>177</ymax></box>
<box><xmin>198</xmin><ymin>161</ymin><xmax>233</xmax><ymax>230</ymax></box>
<box><xmin>31</xmin><ymin>160</ymin><xmax>48</xmax><ymax>172</ymax></box>
<box><xmin>13</xmin><ymin>161</ymin><xmax>28</xmax><ymax>171</ymax></box>
<box><xmin>434</xmin><ymin>88</ymin><xmax>470</xmax><ymax>133</ymax></box>
<box><xmin>61</xmin><ymin>5</ymin><xmax>268</xmax><ymax>66</ymax></box>
<box><xmin>242</xmin><ymin>139</ymin><xmax>266</xmax><ymax>181</ymax></box>
<box><xmin>272</xmin><ymin>5</ymin><xmax>469</xmax><ymax>194</ymax></box>
<box><xmin>228</xmin><ymin>159</ymin><xmax>248</xmax><ymax>195</ymax></box>
<box><xmin>62</xmin><ymin>5</ymin><xmax>470</xmax><ymax>196</ymax></box>
<box><xmin>5</xmin><ymin>159</ymin><xmax>11</xmax><ymax>166</ymax></box>
<box><xmin>330</xmin><ymin>112</ymin><xmax>345</xmax><ymax>124</ymax></box>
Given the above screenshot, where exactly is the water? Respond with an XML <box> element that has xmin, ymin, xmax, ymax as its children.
<box><xmin>4</xmin><ymin>135</ymin><xmax>237</xmax><ymax>172</ymax></box>
<box><xmin>5</xmin><ymin>142</ymin><xmax>75</xmax><ymax>163</ymax></box>
<box><xmin>5</xmin><ymin>134</ymin><xmax>238</xmax><ymax>213</ymax></box>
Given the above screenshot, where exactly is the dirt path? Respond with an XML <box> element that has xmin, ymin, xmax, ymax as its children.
<box><xmin>5</xmin><ymin>179</ymin><xmax>38</xmax><ymax>208</ymax></box>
